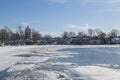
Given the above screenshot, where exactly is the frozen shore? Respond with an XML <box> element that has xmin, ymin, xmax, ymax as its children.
<box><xmin>0</xmin><ymin>45</ymin><xmax>120</xmax><ymax>80</ymax></box>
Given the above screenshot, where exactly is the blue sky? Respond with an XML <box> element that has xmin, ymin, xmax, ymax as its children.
<box><xmin>0</xmin><ymin>0</ymin><xmax>120</xmax><ymax>36</ymax></box>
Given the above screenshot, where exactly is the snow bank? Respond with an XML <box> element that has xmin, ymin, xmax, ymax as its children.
<box><xmin>1</xmin><ymin>45</ymin><xmax>120</xmax><ymax>80</ymax></box>
<box><xmin>8</xmin><ymin>64</ymin><xmax>35</xmax><ymax>72</ymax></box>
<box><xmin>18</xmin><ymin>56</ymin><xmax>49</xmax><ymax>64</ymax></box>
<box><xmin>0</xmin><ymin>45</ymin><xmax>41</xmax><ymax>71</ymax></box>
<box><xmin>74</xmin><ymin>66</ymin><xmax>120</xmax><ymax>80</ymax></box>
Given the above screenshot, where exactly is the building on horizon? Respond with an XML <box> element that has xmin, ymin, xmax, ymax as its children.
<box><xmin>25</xmin><ymin>26</ymin><xmax>32</xmax><ymax>40</ymax></box>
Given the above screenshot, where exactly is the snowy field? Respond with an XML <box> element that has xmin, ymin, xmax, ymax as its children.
<box><xmin>0</xmin><ymin>45</ymin><xmax>120</xmax><ymax>80</ymax></box>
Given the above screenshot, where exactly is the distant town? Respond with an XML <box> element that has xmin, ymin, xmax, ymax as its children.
<box><xmin>0</xmin><ymin>26</ymin><xmax>120</xmax><ymax>46</ymax></box>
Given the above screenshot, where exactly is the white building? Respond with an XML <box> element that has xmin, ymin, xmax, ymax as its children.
<box><xmin>90</xmin><ymin>39</ymin><xmax>101</xmax><ymax>44</ymax></box>
<box><xmin>112</xmin><ymin>38</ymin><xmax>120</xmax><ymax>44</ymax></box>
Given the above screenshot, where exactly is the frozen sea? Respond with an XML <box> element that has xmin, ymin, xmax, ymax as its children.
<box><xmin>49</xmin><ymin>47</ymin><xmax>120</xmax><ymax>66</ymax></box>
<box><xmin>1</xmin><ymin>45</ymin><xmax>120</xmax><ymax>80</ymax></box>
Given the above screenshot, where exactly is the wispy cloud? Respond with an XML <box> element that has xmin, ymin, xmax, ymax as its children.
<box><xmin>48</xmin><ymin>0</ymin><xmax>120</xmax><ymax>4</ymax></box>
<box><xmin>83</xmin><ymin>0</ymin><xmax>120</xmax><ymax>4</ymax></box>
<box><xmin>97</xmin><ymin>7</ymin><xmax>120</xmax><ymax>13</ymax></box>
<box><xmin>41</xmin><ymin>31</ymin><xmax>60</xmax><ymax>37</ymax></box>
<box><xmin>47</xmin><ymin>0</ymin><xmax>120</xmax><ymax>12</ymax></box>
<box><xmin>82</xmin><ymin>0</ymin><xmax>120</xmax><ymax>13</ymax></box>
<box><xmin>21</xmin><ymin>21</ymin><xmax>41</xmax><ymax>26</ymax></box>
<box><xmin>21</xmin><ymin>22</ymin><xmax>29</xmax><ymax>26</ymax></box>
<box><xmin>66</xmin><ymin>24</ymin><xmax>97</xmax><ymax>31</ymax></box>
<box><xmin>48</xmin><ymin>0</ymin><xmax>66</xmax><ymax>3</ymax></box>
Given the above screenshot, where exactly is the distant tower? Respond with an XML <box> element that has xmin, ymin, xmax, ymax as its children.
<box><xmin>25</xmin><ymin>26</ymin><xmax>32</xmax><ymax>39</ymax></box>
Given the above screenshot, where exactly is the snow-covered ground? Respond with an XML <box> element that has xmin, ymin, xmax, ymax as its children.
<box><xmin>0</xmin><ymin>45</ymin><xmax>41</xmax><ymax>71</ymax></box>
<box><xmin>74</xmin><ymin>66</ymin><xmax>120</xmax><ymax>80</ymax></box>
<box><xmin>0</xmin><ymin>45</ymin><xmax>120</xmax><ymax>80</ymax></box>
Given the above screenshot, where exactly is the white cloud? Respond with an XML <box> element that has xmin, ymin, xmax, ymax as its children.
<box><xmin>41</xmin><ymin>32</ymin><xmax>60</xmax><ymax>37</ymax></box>
<box><xmin>48</xmin><ymin>0</ymin><xmax>66</xmax><ymax>3</ymax></box>
<box><xmin>66</xmin><ymin>24</ymin><xmax>79</xmax><ymax>29</ymax></box>
<box><xmin>48</xmin><ymin>0</ymin><xmax>120</xmax><ymax>4</ymax></box>
<box><xmin>11</xmin><ymin>28</ymin><xmax>17</xmax><ymax>33</ymax></box>
<box><xmin>0</xmin><ymin>27</ymin><xmax>16</xmax><ymax>33</ymax></box>
<box><xmin>47</xmin><ymin>0</ymin><xmax>120</xmax><ymax>13</ymax></box>
<box><xmin>97</xmin><ymin>7</ymin><xmax>120</xmax><ymax>13</ymax></box>
<box><xmin>83</xmin><ymin>0</ymin><xmax>120</xmax><ymax>4</ymax></box>
<box><xmin>66</xmin><ymin>24</ymin><xmax>97</xmax><ymax>31</ymax></box>
<box><xmin>81</xmin><ymin>0</ymin><xmax>120</xmax><ymax>12</ymax></box>
<box><xmin>21</xmin><ymin>22</ymin><xmax>29</xmax><ymax>27</ymax></box>
<box><xmin>20</xmin><ymin>21</ymin><xmax>41</xmax><ymax>27</ymax></box>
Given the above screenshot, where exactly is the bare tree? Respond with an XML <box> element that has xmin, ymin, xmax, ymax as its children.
<box><xmin>78</xmin><ymin>32</ymin><xmax>84</xmax><ymax>37</ymax></box>
<box><xmin>69</xmin><ymin>32</ymin><xmax>76</xmax><ymax>38</ymax></box>
<box><xmin>110</xmin><ymin>29</ymin><xmax>119</xmax><ymax>38</ymax></box>
<box><xmin>62</xmin><ymin>31</ymin><xmax>70</xmax><ymax>38</ymax></box>
<box><xmin>18</xmin><ymin>25</ymin><xmax>24</xmax><ymax>40</ymax></box>
<box><xmin>94</xmin><ymin>29</ymin><xmax>102</xmax><ymax>36</ymax></box>
<box><xmin>88</xmin><ymin>29</ymin><xmax>94</xmax><ymax>37</ymax></box>
<box><xmin>98</xmin><ymin>31</ymin><xmax>106</xmax><ymax>44</ymax></box>
<box><xmin>0</xmin><ymin>26</ymin><xmax>9</xmax><ymax>42</ymax></box>
<box><xmin>11</xmin><ymin>32</ymin><xmax>20</xmax><ymax>41</ymax></box>
<box><xmin>32</xmin><ymin>30</ymin><xmax>42</xmax><ymax>43</ymax></box>
<box><xmin>44</xmin><ymin>34</ymin><xmax>52</xmax><ymax>44</ymax></box>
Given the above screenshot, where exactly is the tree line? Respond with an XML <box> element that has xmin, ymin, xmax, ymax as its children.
<box><xmin>62</xmin><ymin>29</ymin><xmax>120</xmax><ymax>44</ymax></box>
<box><xmin>0</xmin><ymin>26</ymin><xmax>119</xmax><ymax>45</ymax></box>
<box><xmin>0</xmin><ymin>26</ymin><xmax>40</xmax><ymax>43</ymax></box>
<box><xmin>63</xmin><ymin>29</ymin><xmax>119</xmax><ymax>38</ymax></box>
